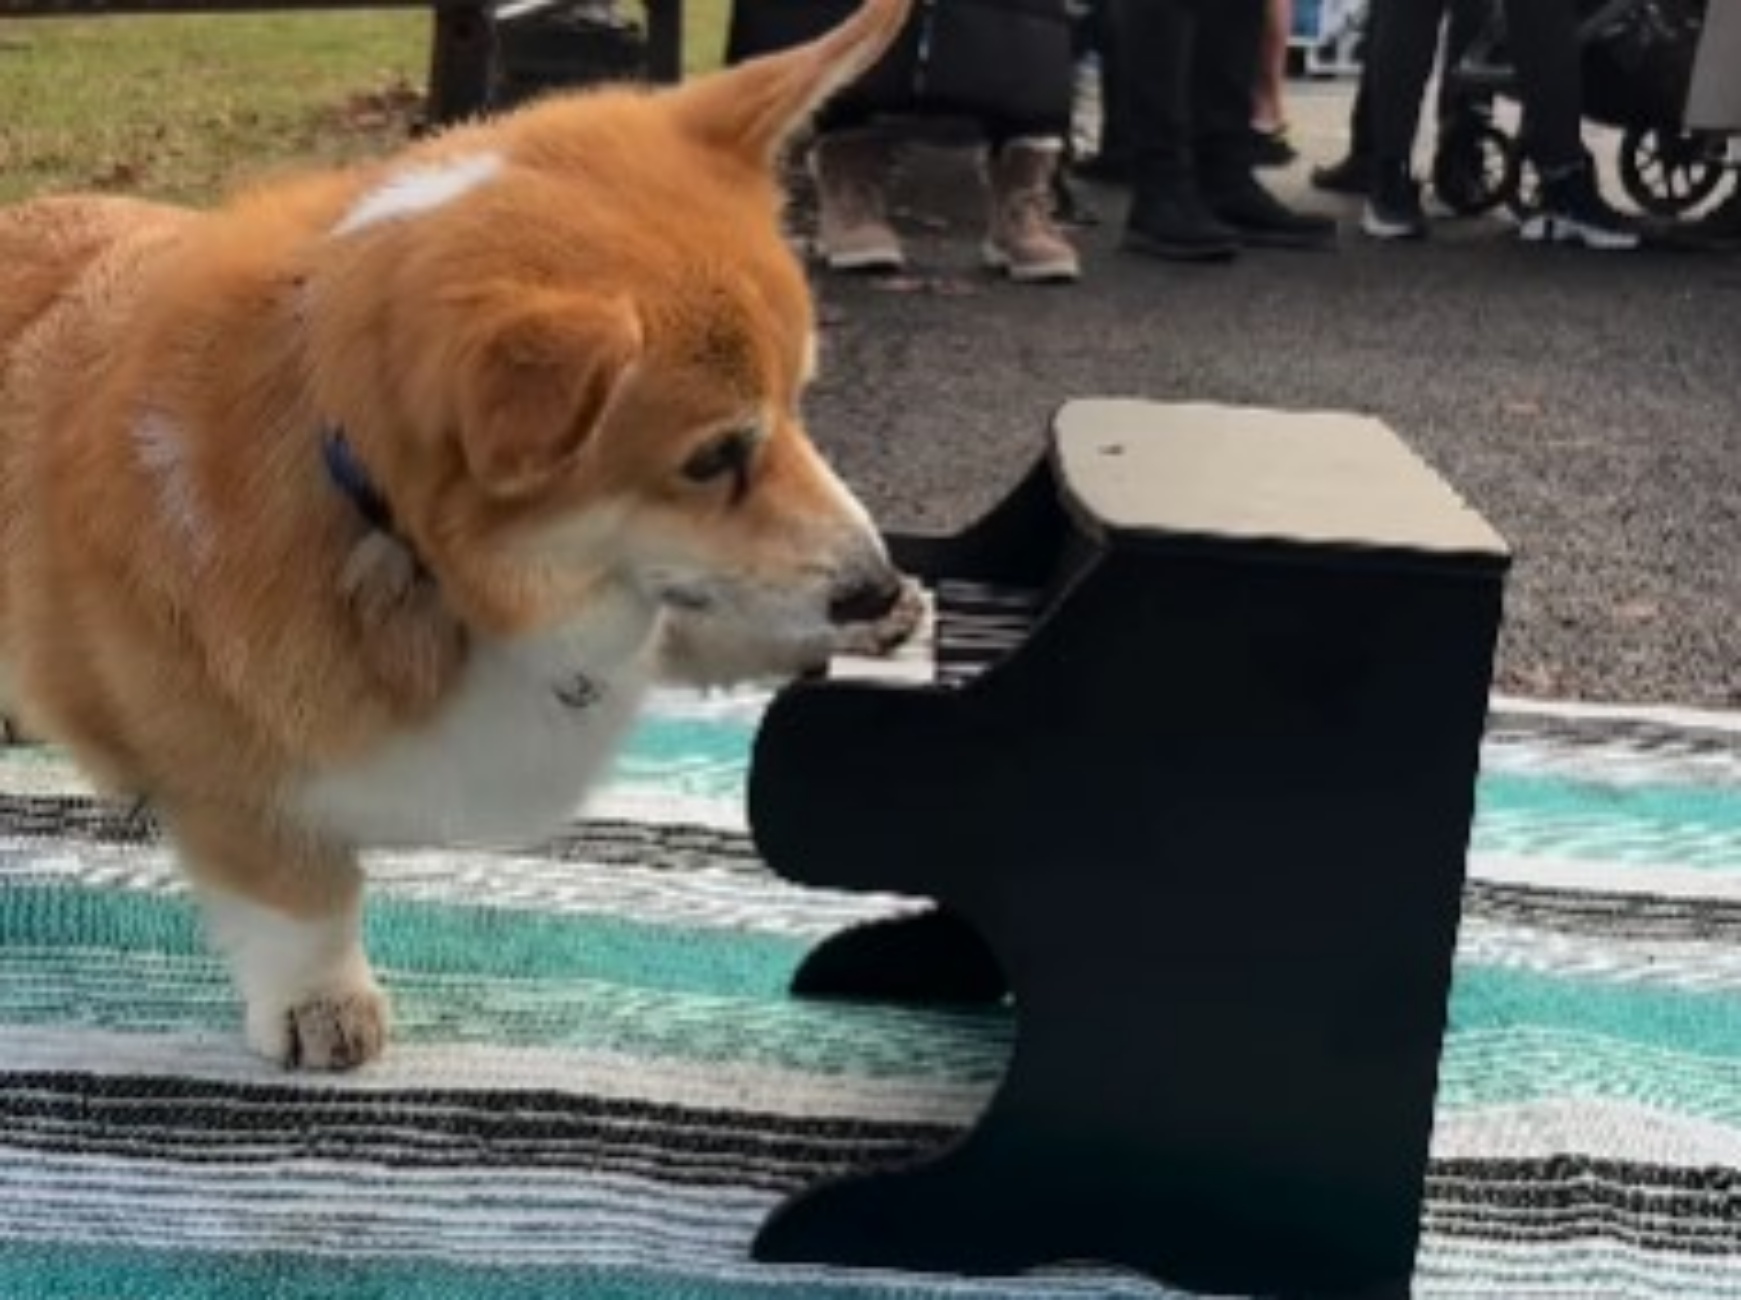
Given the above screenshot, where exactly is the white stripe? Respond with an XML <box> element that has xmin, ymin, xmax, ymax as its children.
<box><xmin>582</xmin><ymin>784</ymin><xmax>744</xmax><ymax>831</ymax></box>
<box><xmin>0</xmin><ymin>1026</ymin><xmax>991</xmax><ymax>1124</ymax></box>
<box><xmin>1429</xmin><ymin>1099</ymin><xmax>1741</xmax><ymax>1168</ymax></box>
<box><xmin>0</xmin><ymin>1152</ymin><xmax>1163</xmax><ymax>1297</ymax></box>
<box><xmin>12</xmin><ymin>835</ymin><xmax>1740</xmax><ymax>923</ymax></box>
<box><xmin>1419</xmin><ymin>1238</ymin><xmax>1741</xmax><ymax>1298</ymax></box>
<box><xmin>1492</xmin><ymin>694</ymin><xmax>1741</xmax><ymax>734</ymax></box>
<box><xmin>1</xmin><ymin>834</ymin><xmax>919</xmax><ymax>936</ymax></box>
<box><xmin>1470</xmin><ymin>852</ymin><xmax>1741</xmax><ymax>902</ymax></box>
<box><xmin>1456</xmin><ymin>919</ymin><xmax>1741</xmax><ymax>993</ymax></box>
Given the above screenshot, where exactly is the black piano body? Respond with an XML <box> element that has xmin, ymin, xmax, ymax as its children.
<box><xmin>749</xmin><ymin>399</ymin><xmax>1511</xmax><ymax>1299</ymax></box>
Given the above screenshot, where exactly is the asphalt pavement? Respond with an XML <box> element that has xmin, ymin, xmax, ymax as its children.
<box><xmin>798</xmin><ymin>83</ymin><xmax>1741</xmax><ymax>710</ymax></box>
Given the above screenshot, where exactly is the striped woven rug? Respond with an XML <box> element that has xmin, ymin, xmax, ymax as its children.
<box><xmin>1</xmin><ymin>690</ymin><xmax>1738</xmax><ymax>1299</ymax></box>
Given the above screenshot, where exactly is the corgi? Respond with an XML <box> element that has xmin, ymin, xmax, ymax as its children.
<box><xmin>0</xmin><ymin>0</ymin><xmax>921</xmax><ymax>1070</ymax></box>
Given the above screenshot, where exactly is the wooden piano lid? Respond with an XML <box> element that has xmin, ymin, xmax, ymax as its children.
<box><xmin>1054</xmin><ymin>399</ymin><xmax>1511</xmax><ymax>569</ymax></box>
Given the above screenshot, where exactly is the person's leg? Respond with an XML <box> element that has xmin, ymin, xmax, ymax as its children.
<box><xmin>1365</xmin><ymin>0</ymin><xmax>1451</xmax><ymax>169</ymax></box>
<box><xmin>1435</xmin><ymin>0</ymin><xmax>1492</xmax><ymax>133</ymax></box>
<box><xmin>1116</xmin><ymin>0</ymin><xmax>1242</xmax><ymax>259</ymax></box>
<box><xmin>1497</xmin><ymin>0</ymin><xmax>1580</xmax><ymax>172</ymax></box>
<box><xmin>809</xmin><ymin>103</ymin><xmax>905</xmax><ymax>272</ymax></box>
<box><xmin>1310</xmin><ymin>58</ymin><xmax>1376</xmax><ymax>194</ymax></box>
<box><xmin>1085</xmin><ymin>0</ymin><xmax>1131</xmax><ymax>177</ymax></box>
<box><xmin>1189</xmin><ymin>0</ymin><xmax>1265</xmax><ymax>185</ymax></box>
<box><xmin>1502</xmin><ymin>0</ymin><xmax>1638</xmax><ymax>248</ymax></box>
<box><xmin>981</xmin><ymin>114</ymin><xmax>1082</xmax><ymax>282</ymax></box>
<box><xmin>1192</xmin><ymin>0</ymin><xmax>1337</xmax><ymax>245</ymax></box>
<box><xmin>1251</xmin><ymin>0</ymin><xmax>1297</xmax><ymax>165</ymax></box>
<box><xmin>1360</xmin><ymin>0</ymin><xmax>1451</xmax><ymax>238</ymax></box>
<box><xmin>1118</xmin><ymin>0</ymin><xmax>1196</xmax><ymax>195</ymax></box>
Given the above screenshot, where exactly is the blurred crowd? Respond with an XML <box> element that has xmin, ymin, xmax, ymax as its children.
<box><xmin>724</xmin><ymin>0</ymin><xmax>1741</xmax><ymax>282</ymax></box>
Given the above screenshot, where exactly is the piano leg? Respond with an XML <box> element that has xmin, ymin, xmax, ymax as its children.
<box><xmin>753</xmin><ymin>1078</ymin><xmax>1418</xmax><ymax>1300</ymax></box>
<box><xmin>790</xmin><ymin>908</ymin><xmax>1007</xmax><ymax>1005</ymax></box>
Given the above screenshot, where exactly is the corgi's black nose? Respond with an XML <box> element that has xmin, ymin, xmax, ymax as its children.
<box><xmin>827</xmin><ymin>573</ymin><xmax>903</xmax><ymax>625</ymax></box>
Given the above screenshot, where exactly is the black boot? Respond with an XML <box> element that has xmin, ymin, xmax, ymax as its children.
<box><xmin>1123</xmin><ymin>185</ymin><xmax>1241</xmax><ymax>262</ymax></box>
<box><xmin>1204</xmin><ymin>171</ymin><xmax>1338</xmax><ymax>248</ymax></box>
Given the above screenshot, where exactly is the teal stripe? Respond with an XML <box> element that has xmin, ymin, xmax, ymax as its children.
<box><xmin>1437</xmin><ymin>1035</ymin><xmax>1741</xmax><ymax>1126</ymax></box>
<box><xmin>1448</xmin><ymin>963</ymin><xmax>1741</xmax><ymax>1062</ymax></box>
<box><xmin>9</xmin><ymin>884</ymin><xmax>1740</xmax><ymax>1058</ymax></box>
<box><xmin>609</xmin><ymin>712</ymin><xmax>755</xmax><ymax>801</ymax></box>
<box><xmin>0</xmin><ymin>1243</ymin><xmax>1145</xmax><ymax>1300</ymax></box>
<box><xmin>1472</xmin><ymin>772</ymin><xmax>1741</xmax><ymax>868</ymax></box>
<box><xmin>5</xmin><ymin>884</ymin><xmax>1739</xmax><ymax>1054</ymax></box>
<box><xmin>0</xmin><ymin>883</ymin><xmax>804</xmax><ymax>994</ymax></box>
<box><xmin>10</xmin><ymin>948</ymin><xmax>1741</xmax><ymax>1122</ymax></box>
<box><xmin>610</xmin><ymin>717</ymin><xmax>1741</xmax><ymax>869</ymax></box>
<box><xmin>0</xmin><ymin>954</ymin><xmax>1013</xmax><ymax>1084</ymax></box>
<box><xmin>9</xmin><ymin>718</ymin><xmax>1741</xmax><ymax>871</ymax></box>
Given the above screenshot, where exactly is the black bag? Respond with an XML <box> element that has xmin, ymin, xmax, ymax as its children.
<box><xmin>726</xmin><ymin>0</ymin><xmax>1073</xmax><ymax>127</ymax></box>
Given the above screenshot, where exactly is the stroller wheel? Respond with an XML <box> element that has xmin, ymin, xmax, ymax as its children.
<box><xmin>1432</xmin><ymin>121</ymin><xmax>1519</xmax><ymax>217</ymax></box>
<box><xmin>1620</xmin><ymin>126</ymin><xmax>1728</xmax><ymax>217</ymax></box>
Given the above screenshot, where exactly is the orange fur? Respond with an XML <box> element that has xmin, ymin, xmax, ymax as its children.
<box><xmin>0</xmin><ymin>0</ymin><xmax>916</xmax><ymax>1069</ymax></box>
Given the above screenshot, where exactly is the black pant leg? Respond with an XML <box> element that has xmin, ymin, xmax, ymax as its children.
<box><xmin>1115</xmin><ymin>0</ymin><xmax>1197</xmax><ymax>189</ymax></box>
<box><xmin>1500</xmin><ymin>0</ymin><xmax>1584</xmax><ymax>171</ymax></box>
<box><xmin>1435</xmin><ymin>0</ymin><xmax>1491</xmax><ymax>128</ymax></box>
<box><xmin>1349</xmin><ymin>61</ymin><xmax>1375</xmax><ymax>160</ymax></box>
<box><xmin>1097</xmin><ymin>0</ymin><xmax>1131</xmax><ymax>162</ymax></box>
<box><xmin>1186</xmin><ymin>0</ymin><xmax>1266</xmax><ymax>186</ymax></box>
<box><xmin>1367</xmin><ymin>0</ymin><xmax>1452</xmax><ymax>166</ymax></box>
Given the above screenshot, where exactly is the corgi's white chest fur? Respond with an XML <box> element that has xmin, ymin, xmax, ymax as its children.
<box><xmin>294</xmin><ymin>595</ymin><xmax>658</xmax><ymax>849</ymax></box>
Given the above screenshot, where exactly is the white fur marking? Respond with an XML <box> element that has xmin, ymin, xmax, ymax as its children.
<box><xmin>201</xmin><ymin>890</ymin><xmax>378</xmax><ymax>1060</ymax></box>
<box><xmin>294</xmin><ymin>585</ymin><xmax>660</xmax><ymax>848</ymax></box>
<box><xmin>333</xmin><ymin>152</ymin><xmax>505</xmax><ymax>237</ymax></box>
<box><xmin>132</xmin><ymin>410</ymin><xmax>211</xmax><ymax>561</ymax></box>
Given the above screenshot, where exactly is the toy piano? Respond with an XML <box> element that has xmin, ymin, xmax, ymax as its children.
<box><xmin>748</xmin><ymin>399</ymin><xmax>1511</xmax><ymax>1298</ymax></box>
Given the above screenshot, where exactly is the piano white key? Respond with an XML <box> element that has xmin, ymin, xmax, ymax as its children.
<box><xmin>827</xmin><ymin>654</ymin><xmax>939</xmax><ymax>684</ymax></box>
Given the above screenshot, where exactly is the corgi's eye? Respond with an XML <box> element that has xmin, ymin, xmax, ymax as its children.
<box><xmin>681</xmin><ymin>429</ymin><xmax>755</xmax><ymax>490</ymax></box>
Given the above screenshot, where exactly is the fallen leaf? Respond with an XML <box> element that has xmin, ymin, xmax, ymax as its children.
<box><xmin>1614</xmin><ymin>599</ymin><xmax>1660</xmax><ymax>624</ymax></box>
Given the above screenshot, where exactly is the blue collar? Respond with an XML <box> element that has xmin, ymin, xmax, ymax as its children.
<box><xmin>322</xmin><ymin>426</ymin><xmax>398</xmax><ymax>537</ymax></box>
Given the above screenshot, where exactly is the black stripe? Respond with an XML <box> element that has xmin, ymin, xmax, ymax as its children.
<box><xmin>0</xmin><ymin>1072</ymin><xmax>956</xmax><ymax>1190</ymax></box>
<box><xmin>2</xmin><ymin>1075</ymin><xmax>1738</xmax><ymax>1253</ymax></box>
<box><xmin>0</xmin><ymin>795</ymin><xmax>768</xmax><ymax>874</ymax></box>
<box><xmin>1462</xmin><ymin>880</ymin><xmax>1741</xmax><ymax>942</ymax></box>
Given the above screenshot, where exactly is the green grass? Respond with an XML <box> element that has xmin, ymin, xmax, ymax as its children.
<box><xmin>0</xmin><ymin>1</ymin><xmax>729</xmax><ymax>205</ymax></box>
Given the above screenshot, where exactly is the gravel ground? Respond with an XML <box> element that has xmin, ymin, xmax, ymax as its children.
<box><xmin>797</xmin><ymin>86</ymin><xmax>1741</xmax><ymax>710</ymax></box>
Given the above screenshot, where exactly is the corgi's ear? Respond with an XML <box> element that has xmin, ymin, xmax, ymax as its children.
<box><xmin>456</xmin><ymin>290</ymin><xmax>641</xmax><ymax>497</ymax></box>
<box><xmin>672</xmin><ymin>0</ymin><xmax>910</xmax><ymax>167</ymax></box>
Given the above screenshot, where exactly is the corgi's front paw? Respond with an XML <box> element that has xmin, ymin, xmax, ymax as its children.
<box><xmin>247</xmin><ymin>980</ymin><xmax>390</xmax><ymax>1071</ymax></box>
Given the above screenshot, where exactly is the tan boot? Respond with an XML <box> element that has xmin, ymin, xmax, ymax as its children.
<box><xmin>808</xmin><ymin>130</ymin><xmax>905</xmax><ymax>273</ymax></box>
<box><xmin>982</xmin><ymin>137</ymin><xmax>1081</xmax><ymax>283</ymax></box>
